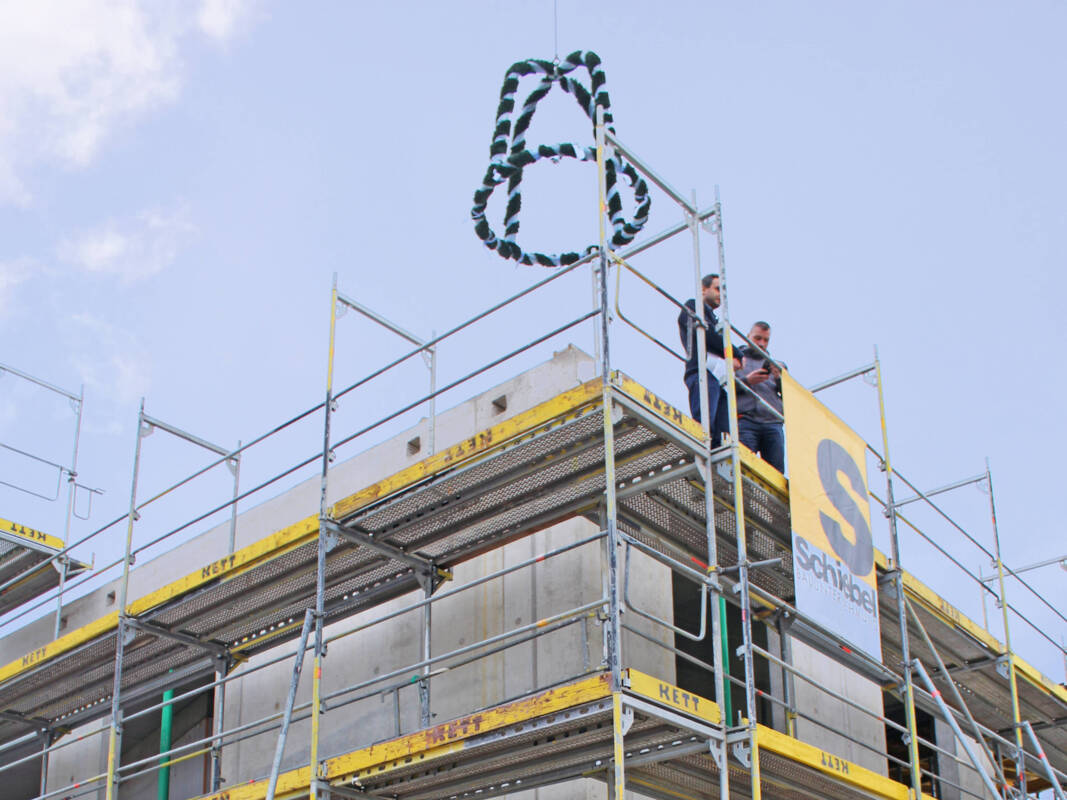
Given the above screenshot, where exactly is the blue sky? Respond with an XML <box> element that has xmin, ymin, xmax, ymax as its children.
<box><xmin>1</xmin><ymin>2</ymin><xmax>1064</xmax><ymax>678</ymax></box>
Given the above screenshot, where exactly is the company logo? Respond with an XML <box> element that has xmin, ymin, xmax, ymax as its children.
<box><xmin>794</xmin><ymin>536</ymin><xmax>876</xmax><ymax>616</ymax></box>
<box><xmin>816</xmin><ymin>439</ymin><xmax>873</xmax><ymax>577</ymax></box>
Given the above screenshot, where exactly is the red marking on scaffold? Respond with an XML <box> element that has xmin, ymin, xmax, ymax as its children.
<box><xmin>690</xmin><ymin>556</ymin><xmax>708</xmax><ymax>570</ymax></box>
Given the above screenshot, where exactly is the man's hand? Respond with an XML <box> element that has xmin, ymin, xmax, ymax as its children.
<box><xmin>746</xmin><ymin>368</ymin><xmax>770</xmax><ymax>386</ymax></box>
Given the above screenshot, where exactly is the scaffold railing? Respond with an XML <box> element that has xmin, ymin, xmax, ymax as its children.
<box><xmin>0</xmin><ymin>107</ymin><xmax>1062</xmax><ymax>800</ymax></box>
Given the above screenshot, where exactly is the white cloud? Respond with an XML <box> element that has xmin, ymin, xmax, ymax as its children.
<box><xmin>0</xmin><ymin>258</ymin><xmax>36</xmax><ymax>317</ymax></box>
<box><xmin>59</xmin><ymin>207</ymin><xmax>195</xmax><ymax>283</ymax></box>
<box><xmin>0</xmin><ymin>1</ymin><xmax>255</xmax><ymax>205</ymax></box>
<box><xmin>66</xmin><ymin>312</ymin><xmax>151</xmax><ymax>406</ymax></box>
<box><xmin>198</xmin><ymin>0</ymin><xmax>252</xmax><ymax>41</ymax></box>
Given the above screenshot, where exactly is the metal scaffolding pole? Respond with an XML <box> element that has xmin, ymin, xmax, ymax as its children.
<box><xmin>596</xmin><ymin>107</ymin><xmax>625</xmax><ymax>800</ymax></box>
<box><xmin>104</xmin><ymin>401</ymin><xmax>148</xmax><ymax>800</ymax></box>
<box><xmin>211</xmin><ymin>442</ymin><xmax>240</xmax><ymax>791</ymax></box>
<box><xmin>716</xmin><ymin>190</ymin><xmax>763</xmax><ymax>800</ymax></box>
<box><xmin>267</xmin><ymin>610</ymin><xmax>314</xmax><ymax>800</ymax></box>
<box><xmin>53</xmin><ymin>384</ymin><xmax>84</xmax><ymax>641</ymax></box>
<box><xmin>986</xmin><ymin>460</ymin><xmax>1025</xmax><ymax>797</ymax></box>
<box><xmin>38</xmin><ymin>731</ymin><xmax>51</xmax><ymax>798</ymax></box>
<box><xmin>875</xmin><ymin>350</ymin><xmax>925</xmax><ymax>800</ymax></box>
<box><xmin>686</xmin><ymin>190</ymin><xmax>731</xmax><ymax>800</ymax></box>
<box><xmin>1021</xmin><ymin>720</ymin><xmax>1066</xmax><ymax>800</ymax></box>
<box><xmin>903</xmin><ymin>595</ymin><xmax>1010</xmax><ymax>791</ymax></box>
<box><xmin>913</xmin><ymin>659</ymin><xmax>1001</xmax><ymax>800</ymax></box>
<box><xmin>309</xmin><ymin>274</ymin><xmax>341</xmax><ymax>800</ymax></box>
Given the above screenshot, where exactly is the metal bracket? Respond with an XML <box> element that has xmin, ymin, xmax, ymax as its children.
<box><xmin>324</xmin><ymin>530</ymin><xmax>342</xmax><ymax>554</ymax></box>
<box><xmin>620</xmin><ymin>706</ymin><xmax>634</xmax><ymax>736</ymax></box>
<box><xmin>0</xmin><ymin>709</ymin><xmax>54</xmax><ymax>731</ymax></box>
<box><xmin>707</xmin><ymin>738</ymin><xmax>725</xmax><ymax>770</ymax></box>
<box><xmin>313</xmin><ymin>781</ymin><xmax>370</xmax><ymax>800</ymax></box>
<box><xmin>126</xmin><ymin>618</ymin><xmax>230</xmax><ymax>658</ymax></box>
<box><xmin>322</xmin><ymin>520</ymin><xmax>437</xmax><ymax>578</ymax></box>
<box><xmin>995</xmin><ymin>656</ymin><xmax>1010</xmax><ymax>680</ymax></box>
<box><xmin>731</xmin><ymin>739</ymin><xmax>751</xmax><ymax>768</ymax></box>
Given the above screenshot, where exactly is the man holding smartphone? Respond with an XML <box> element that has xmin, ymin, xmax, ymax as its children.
<box><xmin>737</xmin><ymin>321</ymin><xmax>785</xmax><ymax>472</ymax></box>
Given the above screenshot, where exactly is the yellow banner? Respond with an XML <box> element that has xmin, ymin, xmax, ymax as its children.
<box><xmin>781</xmin><ymin>372</ymin><xmax>881</xmax><ymax>658</ymax></box>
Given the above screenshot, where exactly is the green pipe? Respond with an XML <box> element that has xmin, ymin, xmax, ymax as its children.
<box><xmin>719</xmin><ymin>596</ymin><xmax>733</xmax><ymax>725</ymax></box>
<box><xmin>158</xmin><ymin>688</ymin><xmax>174</xmax><ymax>800</ymax></box>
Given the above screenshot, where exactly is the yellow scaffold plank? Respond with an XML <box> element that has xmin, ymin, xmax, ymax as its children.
<box><xmin>0</xmin><ymin>515</ymin><xmax>323</xmax><ymax>683</ymax></box>
<box><xmin>758</xmin><ymin>724</ymin><xmax>913</xmax><ymax>800</ymax></box>
<box><xmin>626</xmin><ymin>668</ymin><xmax>720</xmax><ymax>725</ymax></box>
<box><xmin>330</xmin><ymin>378</ymin><xmax>604</xmax><ymax>519</ymax></box>
<box><xmin>196</xmin><ymin>673</ymin><xmax>613</xmax><ymax>800</ymax></box>
<box><xmin>0</xmin><ymin>610</ymin><xmax>120</xmax><ymax>682</ymax></box>
<box><xmin>612</xmin><ymin>375</ymin><xmax>788</xmax><ymax>499</ymax></box>
<box><xmin>0</xmin><ymin>380</ymin><xmax>606</xmax><ymax>688</ymax></box>
<box><xmin>1</xmin><ymin>517</ymin><xmax>67</xmax><ymax>551</ymax></box>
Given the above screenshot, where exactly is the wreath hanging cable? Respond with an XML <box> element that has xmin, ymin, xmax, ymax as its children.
<box><xmin>471</xmin><ymin>51</ymin><xmax>651</xmax><ymax>267</ymax></box>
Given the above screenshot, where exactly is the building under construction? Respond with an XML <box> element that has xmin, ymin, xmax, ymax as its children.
<box><xmin>0</xmin><ymin>76</ymin><xmax>1065</xmax><ymax>800</ymax></box>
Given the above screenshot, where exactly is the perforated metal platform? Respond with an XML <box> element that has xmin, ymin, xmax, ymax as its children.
<box><xmin>878</xmin><ymin>564</ymin><xmax>1067</xmax><ymax>776</ymax></box>
<box><xmin>0</xmin><ymin>519</ymin><xmax>88</xmax><ymax>617</ymax></box>
<box><xmin>194</xmin><ymin>670</ymin><xmax>915</xmax><ymax>800</ymax></box>
<box><xmin>0</xmin><ymin>376</ymin><xmax>786</xmax><ymax>748</ymax></box>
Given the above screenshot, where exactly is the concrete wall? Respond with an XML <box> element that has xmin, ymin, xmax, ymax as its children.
<box><xmin>788</xmin><ymin>640</ymin><xmax>889</xmax><ymax>775</ymax></box>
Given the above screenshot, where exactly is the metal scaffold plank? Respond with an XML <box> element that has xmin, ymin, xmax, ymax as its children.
<box><xmin>0</xmin><ymin>376</ymin><xmax>726</xmax><ymax>748</ymax></box>
<box><xmin>188</xmin><ymin>667</ymin><xmax>938</xmax><ymax>800</ymax></box>
<box><xmin>0</xmin><ymin>518</ymin><xmax>89</xmax><ymax>615</ymax></box>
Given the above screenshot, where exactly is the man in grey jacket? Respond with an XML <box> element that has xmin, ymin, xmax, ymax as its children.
<box><xmin>737</xmin><ymin>321</ymin><xmax>785</xmax><ymax>472</ymax></box>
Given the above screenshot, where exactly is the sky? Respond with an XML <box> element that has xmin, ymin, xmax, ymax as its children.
<box><xmin>0</xmin><ymin>1</ymin><xmax>1065</xmax><ymax>682</ymax></box>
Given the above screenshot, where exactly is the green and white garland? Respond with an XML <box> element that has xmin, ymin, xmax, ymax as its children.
<box><xmin>472</xmin><ymin>51</ymin><xmax>651</xmax><ymax>267</ymax></box>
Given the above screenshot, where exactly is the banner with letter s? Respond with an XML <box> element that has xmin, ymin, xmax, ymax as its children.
<box><xmin>781</xmin><ymin>372</ymin><xmax>882</xmax><ymax>660</ymax></box>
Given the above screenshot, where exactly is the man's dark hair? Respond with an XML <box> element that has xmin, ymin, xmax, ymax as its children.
<box><xmin>700</xmin><ymin>274</ymin><xmax>719</xmax><ymax>288</ymax></box>
<box><xmin>752</xmin><ymin>320</ymin><xmax>771</xmax><ymax>331</ymax></box>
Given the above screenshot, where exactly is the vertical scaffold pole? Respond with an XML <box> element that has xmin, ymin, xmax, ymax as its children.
<box><xmin>986</xmin><ymin>460</ymin><xmax>1025</xmax><ymax>796</ymax></box>
<box><xmin>211</xmin><ymin>442</ymin><xmax>241</xmax><ymax>791</ymax></box>
<box><xmin>875</xmin><ymin>350</ymin><xmax>924</xmax><ymax>800</ymax></box>
<box><xmin>596</xmin><ymin>106</ymin><xmax>625</xmax><ymax>800</ymax></box>
<box><xmin>715</xmin><ymin>191</ymin><xmax>762</xmax><ymax>800</ymax></box>
<box><xmin>39</xmin><ymin>730</ymin><xmax>51</xmax><ymax>797</ymax></box>
<box><xmin>54</xmin><ymin>383</ymin><xmax>84</xmax><ymax>640</ymax></box>
<box><xmin>688</xmin><ymin>193</ymin><xmax>731</xmax><ymax>800</ymax></box>
<box><xmin>419</xmin><ymin>587</ymin><xmax>432</xmax><ymax>728</ymax></box>
<box><xmin>310</xmin><ymin>275</ymin><xmax>340</xmax><ymax>800</ymax></box>
<box><xmin>105</xmin><ymin>399</ymin><xmax>148</xmax><ymax>800</ymax></box>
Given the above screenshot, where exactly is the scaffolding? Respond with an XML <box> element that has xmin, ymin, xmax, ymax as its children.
<box><xmin>0</xmin><ymin>362</ymin><xmax>95</xmax><ymax>628</ymax></box>
<box><xmin>0</xmin><ymin>113</ymin><xmax>1064</xmax><ymax>800</ymax></box>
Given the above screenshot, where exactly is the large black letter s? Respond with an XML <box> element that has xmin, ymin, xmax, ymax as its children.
<box><xmin>816</xmin><ymin>439</ymin><xmax>874</xmax><ymax>577</ymax></box>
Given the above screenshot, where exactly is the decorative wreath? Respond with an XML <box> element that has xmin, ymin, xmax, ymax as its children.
<box><xmin>472</xmin><ymin>51</ymin><xmax>651</xmax><ymax>267</ymax></box>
